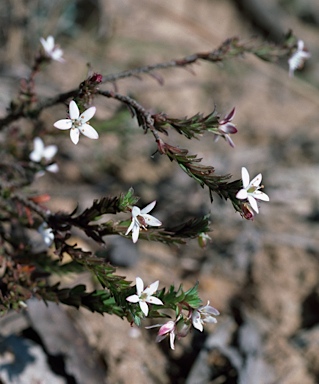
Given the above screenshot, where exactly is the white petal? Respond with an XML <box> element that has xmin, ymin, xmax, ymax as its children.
<box><xmin>144</xmin><ymin>280</ymin><xmax>159</xmax><ymax>295</ymax></box>
<box><xmin>142</xmin><ymin>214</ymin><xmax>162</xmax><ymax>227</ymax></box>
<box><xmin>192</xmin><ymin>313</ymin><xmax>203</xmax><ymax>332</ymax></box>
<box><xmin>169</xmin><ymin>331</ymin><xmax>176</xmax><ymax>350</ymax></box>
<box><xmin>126</xmin><ymin>294</ymin><xmax>140</xmax><ymax>303</ymax></box>
<box><xmin>79</xmin><ymin>106</ymin><xmax>96</xmax><ymax>123</ymax></box>
<box><xmin>139</xmin><ymin>301</ymin><xmax>149</xmax><ymax>316</ymax></box>
<box><xmin>70</xmin><ymin>128</ymin><xmax>80</xmax><ymax>145</ymax></box>
<box><xmin>46</xmin><ymin>163</ymin><xmax>59</xmax><ymax>173</ymax></box>
<box><xmin>253</xmin><ymin>191</ymin><xmax>270</xmax><ymax>201</ymax></box>
<box><xmin>141</xmin><ymin>201</ymin><xmax>156</xmax><ymax>214</ymax></box>
<box><xmin>248</xmin><ymin>195</ymin><xmax>259</xmax><ymax>213</ymax></box>
<box><xmin>241</xmin><ymin>167</ymin><xmax>250</xmax><ymax>188</ymax></box>
<box><xmin>54</xmin><ymin>119</ymin><xmax>72</xmax><ymax>130</ymax></box>
<box><xmin>42</xmin><ymin>145</ymin><xmax>58</xmax><ymax>160</ymax></box>
<box><xmin>250</xmin><ymin>173</ymin><xmax>262</xmax><ymax>187</ymax></box>
<box><xmin>69</xmin><ymin>100</ymin><xmax>80</xmax><ymax>120</ymax></box>
<box><xmin>135</xmin><ymin>277</ymin><xmax>144</xmax><ymax>296</ymax></box>
<box><xmin>147</xmin><ymin>296</ymin><xmax>163</xmax><ymax>306</ymax></box>
<box><xmin>125</xmin><ymin>219</ymin><xmax>135</xmax><ymax>235</ymax></box>
<box><xmin>131</xmin><ymin>224</ymin><xmax>140</xmax><ymax>243</ymax></box>
<box><xmin>236</xmin><ymin>189</ymin><xmax>248</xmax><ymax>200</ymax></box>
<box><xmin>79</xmin><ymin>123</ymin><xmax>99</xmax><ymax>139</ymax></box>
<box><xmin>30</xmin><ymin>138</ymin><xmax>44</xmax><ymax>162</ymax></box>
<box><xmin>131</xmin><ymin>206</ymin><xmax>141</xmax><ymax>218</ymax></box>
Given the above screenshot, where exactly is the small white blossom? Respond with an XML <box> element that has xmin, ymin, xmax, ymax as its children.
<box><xmin>30</xmin><ymin>137</ymin><xmax>59</xmax><ymax>176</ymax></box>
<box><xmin>54</xmin><ymin>100</ymin><xmax>99</xmax><ymax>145</ymax></box>
<box><xmin>38</xmin><ymin>222</ymin><xmax>54</xmax><ymax>247</ymax></box>
<box><xmin>288</xmin><ymin>40</ymin><xmax>311</xmax><ymax>77</ymax></box>
<box><xmin>126</xmin><ymin>277</ymin><xmax>163</xmax><ymax>317</ymax></box>
<box><xmin>40</xmin><ymin>36</ymin><xmax>64</xmax><ymax>62</ymax></box>
<box><xmin>30</xmin><ymin>137</ymin><xmax>58</xmax><ymax>162</ymax></box>
<box><xmin>192</xmin><ymin>301</ymin><xmax>220</xmax><ymax>332</ymax></box>
<box><xmin>125</xmin><ymin>201</ymin><xmax>162</xmax><ymax>243</ymax></box>
<box><xmin>236</xmin><ymin>167</ymin><xmax>269</xmax><ymax>214</ymax></box>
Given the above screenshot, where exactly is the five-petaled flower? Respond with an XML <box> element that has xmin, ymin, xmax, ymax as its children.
<box><xmin>214</xmin><ymin>108</ymin><xmax>237</xmax><ymax>147</ymax></box>
<box><xmin>126</xmin><ymin>277</ymin><xmax>163</xmax><ymax>317</ymax></box>
<box><xmin>29</xmin><ymin>137</ymin><xmax>59</xmax><ymax>176</ymax></box>
<box><xmin>54</xmin><ymin>100</ymin><xmax>99</xmax><ymax>145</ymax></box>
<box><xmin>125</xmin><ymin>201</ymin><xmax>162</xmax><ymax>243</ymax></box>
<box><xmin>40</xmin><ymin>36</ymin><xmax>64</xmax><ymax>62</ymax></box>
<box><xmin>236</xmin><ymin>167</ymin><xmax>269</xmax><ymax>214</ymax></box>
<box><xmin>192</xmin><ymin>301</ymin><xmax>220</xmax><ymax>332</ymax></box>
<box><xmin>288</xmin><ymin>40</ymin><xmax>311</xmax><ymax>77</ymax></box>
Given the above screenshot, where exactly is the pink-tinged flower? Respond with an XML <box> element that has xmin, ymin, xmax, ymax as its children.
<box><xmin>54</xmin><ymin>100</ymin><xmax>98</xmax><ymax>145</ymax></box>
<box><xmin>214</xmin><ymin>108</ymin><xmax>237</xmax><ymax>147</ymax></box>
<box><xmin>126</xmin><ymin>277</ymin><xmax>163</xmax><ymax>317</ymax></box>
<box><xmin>125</xmin><ymin>201</ymin><xmax>162</xmax><ymax>243</ymax></box>
<box><xmin>40</xmin><ymin>36</ymin><xmax>64</xmax><ymax>62</ymax></box>
<box><xmin>147</xmin><ymin>320</ymin><xmax>177</xmax><ymax>350</ymax></box>
<box><xmin>288</xmin><ymin>40</ymin><xmax>311</xmax><ymax>77</ymax></box>
<box><xmin>236</xmin><ymin>167</ymin><xmax>269</xmax><ymax>214</ymax></box>
<box><xmin>192</xmin><ymin>301</ymin><xmax>220</xmax><ymax>332</ymax></box>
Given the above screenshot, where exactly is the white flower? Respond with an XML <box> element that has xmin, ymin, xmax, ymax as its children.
<box><xmin>40</xmin><ymin>36</ymin><xmax>64</xmax><ymax>62</ymax></box>
<box><xmin>54</xmin><ymin>100</ymin><xmax>99</xmax><ymax>145</ymax></box>
<box><xmin>126</xmin><ymin>277</ymin><xmax>163</xmax><ymax>317</ymax></box>
<box><xmin>192</xmin><ymin>301</ymin><xmax>220</xmax><ymax>332</ymax></box>
<box><xmin>236</xmin><ymin>167</ymin><xmax>269</xmax><ymax>214</ymax></box>
<box><xmin>30</xmin><ymin>137</ymin><xmax>58</xmax><ymax>162</ymax></box>
<box><xmin>30</xmin><ymin>137</ymin><xmax>59</xmax><ymax>176</ymax></box>
<box><xmin>38</xmin><ymin>222</ymin><xmax>54</xmax><ymax>247</ymax></box>
<box><xmin>125</xmin><ymin>201</ymin><xmax>162</xmax><ymax>243</ymax></box>
<box><xmin>288</xmin><ymin>40</ymin><xmax>311</xmax><ymax>77</ymax></box>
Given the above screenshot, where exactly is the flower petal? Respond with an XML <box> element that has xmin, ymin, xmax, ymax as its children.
<box><xmin>135</xmin><ymin>277</ymin><xmax>144</xmax><ymax>296</ymax></box>
<box><xmin>143</xmin><ymin>214</ymin><xmax>162</xmax><ymax>227</ymax></box>
<box><xmin>70</xmin><ymin>128</ymin><xmax>80</xmax><ymax>145</ymax></box>
<box><xmin>131</xmin><ymin>223</ymin><xmax>140</xmax><ymax>243</ymax></box>
<box><xmin>46</xmin><ymin>163</ymin><xmax>59</xmax><ymax>173</ymax></box>
<box><xmin>69</xmin><ymin>100</ymin><xmax>80</xmax><ymax>120</ymax></box>
<box><xmin>254</xmin><ymin>191</ymin><xmax>269</xmax><ymax>201</ymax></box>
<box><xmin>144</xmin><ymin>280</ymin><xmax>159</xmax><ymax>295</ymax></box>
<box><xmin>248</xmin><ymin>195</ymin><xmax>259</xmax><ymax>214</ymax></box>
<box><xmin>139</xmin><ymin>301</ymin><xmax>149</xmax><ymax>316</ymax></box>
<box><xmin>169</xmin><ymin>331</ymin><xmax>176</xmax><ymax>350</ymax></box>
<box><xmin>125</xmin><ymin>219</ymin><xmax>135</xmax><ymax>236</ymax></box>
<box><xmin>192</xmin><ymin>312</ymin><xmax>203</xmax><ymax>332</ymax></box>
<box><xmin>43</xmin><ymin>145</ymin><xmax>58</xmax><ymax>160</ymax></box>
<box><xmin>79</xmin><ymin>123</ymin><xmax>99</xmax><ymax>139</ymax></box>
<box><xmin>241</xmin><ymin>167</ymin><xmax>250</xmax><ymax>188</ymax></box>
<box><xmin>236</xmin><ymin>189</ymin><xmax>248</xmax><ymax>200</ymax></box>
<box><xmin>79</xmin><ymin>106</ymin><xmax>96</xmax><ymax>123</ymax></box>
<box><xmin>126</xmin><ymin>294</ymin><xmax>140</xmax><ymax>303</ymax></box>
<box><xmin>250</xmin><ymin>173</ymin><xmax>262</xmax><ymax>188</ymax></box>
<box><xmin>141</xmin><ymin>201</ymin><xmax>156</xmax><ymax>214</ymax></box>
<box><xmin>147</xmin><ymin>296</ymin><xmax>163</xmax><ymax>306</ymax></box>
<box><xmin>54</xmin><ymin>119</ymin><xmax>72</xmax><ymax>130</ymax></box>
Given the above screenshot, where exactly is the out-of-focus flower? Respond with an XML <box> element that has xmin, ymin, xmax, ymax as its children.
<box><xmin>126</xmin><ymin>277</ymin><xmax>163</xmax><ymax>316</ymax></box>
<box><xmin>236</xmin><ymin>167</ymin><xmax>269</xmax><ymax>214</ymax></box>
<box><xmin>54</xmin><ymin>100</ymin><xmax>99</xmax><ymax>145</ymax></box>
<box><xmin>38</xmin><ymin>222</ymin><xmax>54</xmax><ymax>247</ymax></box>
<box><xmin>30</xmin><ymin>137</ymin><xmax>59</xmax><ymax>176</ymax></box>
<box><xmin>288</xmin><ymin>40</ymin><xmax>311</xmax><ymax>77</ymax></box>
<box><xmin>125</xmin><ymin>201</ymin><xmax>162</xmax><ymax>243</ymax></box>
<box><xmin>198</xmin><ymin>232</ymin><xmax>212</xmax><ymax>248</ymax></box>
<box><xmin>192</xmin><ymin>301</ymin><xmax>220</xmax><ymax>332</ymax></box>
<box><xmin>40</xmin><ymin>36</ymin><xmax>64</xmax><ymax>62</ymax></box>
<box><xmin>30</xmin><ymin>137</ymin><xmax>57</xmax><ymax>162</ymax></box>
<box><xmin>214</xmin><ymin>108</ymin><xmax>237</xmax><ymax>147</ymax></box>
